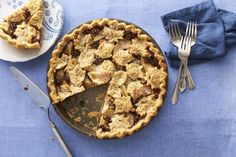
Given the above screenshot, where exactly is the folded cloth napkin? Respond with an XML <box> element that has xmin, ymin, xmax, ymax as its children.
<box><xmin>161</xmin><ymin>0</ymin><xmax>236</xmax><ymax>67</ymax></box>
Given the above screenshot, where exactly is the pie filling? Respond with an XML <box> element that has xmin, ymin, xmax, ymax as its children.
<box><xmin>0</xmin><ymin>0</ymin><xmax>43</xmax><ymax>48</ymax></box>
<box><xmin>47</xmin><ymin>18</ymin><xmax>167</xmax><ymax>138</ymax></box>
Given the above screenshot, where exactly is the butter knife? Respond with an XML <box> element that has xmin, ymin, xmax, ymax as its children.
<box><xmin>10</xmin><ymin>66</ymin><xmax>73</xmax><ymax>157</ymax></box>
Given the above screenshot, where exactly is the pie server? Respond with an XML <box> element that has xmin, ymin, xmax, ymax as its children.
<box><xmin>9</xmin><ymin>66</ymin><xmax>73</xmax><ymax>157</ymax></box>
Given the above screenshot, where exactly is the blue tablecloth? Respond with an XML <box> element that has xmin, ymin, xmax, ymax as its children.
<box><xmin>1</xmin><ymin>0</ymin><xmax>236</xmax><ymax>157</ymax></box>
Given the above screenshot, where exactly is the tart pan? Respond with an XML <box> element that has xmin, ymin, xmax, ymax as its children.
<box><xmin>47</xmin><ymin>18</ymin><xmax>168</xmax><ymax>138</ymax></box>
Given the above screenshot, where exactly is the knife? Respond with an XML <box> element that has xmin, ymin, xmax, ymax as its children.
<box><xmin>10</xmin><ymin>66</ymin><xmax>73</xmax><ymax>157</ymax></box>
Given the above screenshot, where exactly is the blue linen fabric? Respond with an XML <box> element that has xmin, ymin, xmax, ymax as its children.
<box><xmin>1</xmin><ymin>0</ymin><xmax>236</xmax><ymax>157</ymax></box>
<box><xmin>161</xmin><ymin>0</ymin><xmax>236</xmax><ymax>66</ymax></box>
<box><xmin>218</xmin><ymin>9</ymin><xmax>236</xmax><ymax>47</ymax></box>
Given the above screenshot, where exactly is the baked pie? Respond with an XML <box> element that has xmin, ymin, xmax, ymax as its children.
<box><xmin>47</xmin><ymin>18</ymin><xmax>168</xmax><ymax>139</ymax></box>
<box><xmin>0</xmin><ymin>0</ymin><xmax>44</xmax><ymax>48</ymax></box>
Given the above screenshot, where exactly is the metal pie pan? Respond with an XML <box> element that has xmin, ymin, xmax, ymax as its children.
<box><xmin>47</xmin><ymin>18</ymin><xmax>168</xmax><ymax>139</ymax></box>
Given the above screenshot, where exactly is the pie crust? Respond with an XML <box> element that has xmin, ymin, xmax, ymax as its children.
<box><xmin>47</xmin><ymin>18</ymin><xmax>167</xmax><ymax>139</ymax></box>
<box><xmin>0</xmin><ymin>0</ymin><xmax>44</xmax><ymax>49</ymax></box>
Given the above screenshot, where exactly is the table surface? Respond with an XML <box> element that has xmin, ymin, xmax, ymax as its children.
<box><xmin>1</xmin><ymin>0</ymin><xmax>236</xmax><ymax>157</ymax></box>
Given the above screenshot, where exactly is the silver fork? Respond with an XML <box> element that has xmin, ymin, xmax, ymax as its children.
<box><xmin>179</xmin><ymin>22</ymin><xmax>197</xmax><ymax>92</ymax></box>
<box><xmin>168</xmin><ymin>23</ymin><xmax>195</xmax><ymax>90</ymax></box>
<box><xmin>171</xmin><ymin>35</ymin><xmax>191</xmax><ymax>104</ymax></box>
<box><xmin>168</xmin><ymin>22</ymin><xmax>195</xmax><ymax>104</ymax></box>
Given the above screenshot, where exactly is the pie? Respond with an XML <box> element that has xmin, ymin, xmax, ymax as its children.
<box><xmin>47</xmin><ymin>18</ymin><xmax>168</xmax><ymax>139</ymax></box>
<box><xmin>0</xmin><ymin>0</ymin><xmax>44</xmax><ymax>49</ymax></box>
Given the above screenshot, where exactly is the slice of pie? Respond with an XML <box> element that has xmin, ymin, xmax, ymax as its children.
<box><xmin>0</xmin><ymin>0</ymin><xmax>44</xmax><ymax>49</ymax></box>
<box><xmin>47</xmin><ymin>18</ymin><xmax>168</xmax><ymax>139</ymax></box>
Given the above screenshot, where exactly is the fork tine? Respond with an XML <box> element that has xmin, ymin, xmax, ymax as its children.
<box><xmin>184</xmin><ymin>35</ymin><xmax>189</xmax><ymax>49</ymax></box>
<box><xmin>189</xmin><ymin>22</ymin><xmax>193</xmax><ymax>37</ymax></box>
<box><xmin>171</xmin><ymin>22</ymin><xmax>177</xmax><ymax>38</ymax></box>
<box><xmin>175</xmin><ymin>23</ymin><xmax>181</xmax><ymax>38</ymax></box>
<box><xmin>168</xmin><ymin>22</ymin><xmax>175</xmax><ymax>39</ymax></box>
<box><xmin>183</xmin><ymin>36</ymin><xmax>188</xmax><ymax>50</ymax></box>
<box><xmin>168</xmin><ymin>23</ymin><xmax>174</xmax><ymax>40</ymax></box>
<box><xmin>173</xmin><ymin>23</ymin><xmax>179</xmax><ymax>38</ymax></box>
<box><xmin>187</xmin><ymin>36</ymin><xmax>191</xmax><ymax>50</ymax></box>
<box><xmin>180</xmin><ymin>36</ymin><xmax>184</xmax><ymax>48</ymax></box>
<box><xmin>189</xmin><ymin>22</ymin><xmax>192</xmax><ymax>37</ymax></box>
<box><xmin>168</xmin><ymin>23</ymin><xmax>172</xmax><ymax>39</ymax></box>
<box><xmin>181</xmin><ymin>35</ymin><xmax>187</xmax><ymax>49</ymax></box>
<box><xmin>194</xmin><ymin>22</ymin><xmax>197</xmax><ymax>39</ymax></box>
<box><xmin>185</xmin><ymin>21</ymin><xmax>190</xmax><ymax>37</ymax></box>
<box><xmin>191</xmin><ymin>22</ymin><xmax>194</xmax><ymax>39</ymax></box>
<box><xmin>173</xmin><ymin>23</ymin><xmax>178</xmax><ymax>37</ymax></box>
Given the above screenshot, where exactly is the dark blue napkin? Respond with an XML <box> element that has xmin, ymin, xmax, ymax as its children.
<box><xmin>161</xmin><ymin>0</ymin><xmax>236</xmax><ymax>67</ymax></box>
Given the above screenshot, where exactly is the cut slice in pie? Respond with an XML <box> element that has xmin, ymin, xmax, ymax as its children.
<box><xmin>0</xmin><ymin>0</ymin><xmax>44</xmax><ymax>49</ymax></box>
<box><xmin>47</xmin><ymin>18</ymin><xmax>168</xmax><ymax>139</ymax></box>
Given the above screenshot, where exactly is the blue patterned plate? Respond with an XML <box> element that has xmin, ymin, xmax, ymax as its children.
<box><xmin>0</xmin><ymin>0</ymin><xmax>64</xmax><ymax>62</ymax></box>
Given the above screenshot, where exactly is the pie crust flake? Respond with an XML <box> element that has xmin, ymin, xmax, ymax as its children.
<box><xmin>47</xmin><ymin>18</ymin><xmax>167</xmax><ymax>139</ymax></box>
<box><xmin>0</xmin><ymin>0</ymin><xmax>44</xmax><ymax>48</ymax></box>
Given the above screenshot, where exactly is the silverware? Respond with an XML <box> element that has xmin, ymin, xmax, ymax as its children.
<box><xmin>169</xmin><ymin>22</ymin><xmax>195</xmax><ymax>104</ymax></box>
<box><xmin>171</xmin><ymin>36</ymin><xmax>191</xmax><ymax>104</ymax></box>
<box><xmin>168</xmin><ymin>22</ymin><xmax>183</xmax><ymax>104</ymax></box>
<box><xmin>179</xmin><ymin>21</ymin><xmax>197</xmax><ymax>92</ymax></box>
<box><xmin>168</xmin><ymin>22</ymin><xmax>182</xmax><ymax>50</ymax></box>
<box><xmin>10</xmin><ymin>66</ymin><xmax>73</xmax><ymax>157</ymax></box>
<box><xmin>168</xmin><ymin>22</ymin><xmax>195</xmax><ymax>90</ymax></box>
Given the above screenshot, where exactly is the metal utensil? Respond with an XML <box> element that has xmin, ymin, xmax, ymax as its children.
<box><xmin>168</xmin><ymin>22</ymin><xmax>195</xmax><ymax>91</ymax></box>
<box><xmin>172</xmin><ymin>35</ymin><xmax>192</xmax><ymax>104</ymax></box>
<box><xmin>171</xmin><ymin>53</ymin><xmax>183</xmax><ymax>104</ymax></box>
<box><xmin>10</xmin><ymin>66</ymin><xmax>73</xmax><ymax>157</ymax></box>
<box><xmin>169</xmin><ymin>22</ymin><xmax>195</xmax><ymax>104</ymax></box>
<box><xmin>179</xmin><ymin>21</ymin><xmax>197</xmax><ymax>92</ymax></box>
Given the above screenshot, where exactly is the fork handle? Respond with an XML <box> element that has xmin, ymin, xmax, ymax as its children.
<box><xmin>179</xmin><ymin>59</ymin><xmax>187</xmax><ymax>92</ymax></box>
<box><xmin>171</xmin><ymin>63</ymin><xmax>183</xmax><ymax>104</ymax></box>
<box><xmin>181</xmin><ymin>59</ymin><xmax>195</xmax><ymax>90</ymax></box>
<box><xmin>50</xmin><ymin>122</ymin><xmax>73</xmax><ymax>157</ymax></box>
<box><xmin>186</xmin><ymin>66</ymin><xmax>195</xmax><ymax>90</ymax></box>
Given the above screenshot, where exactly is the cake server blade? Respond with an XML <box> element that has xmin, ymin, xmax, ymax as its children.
<box><xmin>10</xmin><ymin>66</ymin><xmax>50</xmax><ymax>112</ymax></box>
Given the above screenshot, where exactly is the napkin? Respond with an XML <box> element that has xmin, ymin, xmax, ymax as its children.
<box><xmin>161</xmin><ymin>0</ymin><xmax>236</xmax><ymax>66</ymax></box>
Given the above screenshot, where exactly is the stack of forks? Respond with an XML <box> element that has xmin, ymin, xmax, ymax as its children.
<box><xmin>168</xmin><ymin>21</ymin><xmax>197</xmax><ymax>104</ymax></box>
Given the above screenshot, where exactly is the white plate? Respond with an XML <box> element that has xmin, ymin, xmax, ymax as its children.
<box><xmin>0</xmin><ymin>0</ymin><xmax>64</xmax><ymax>62</ymax></box>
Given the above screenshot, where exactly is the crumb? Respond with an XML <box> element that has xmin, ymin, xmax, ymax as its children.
<box><xmin>88</xmin><ymin>111</ymin><xmax>100</xmax><ymax>119</ymax></box>
<box><xmin>81</xmin><ymin>110</ymin><xmax>86</xmax><ymax>116</ymax></box>
<box><xmin>96</xmin><ymin>92</ymin><xmax>106</xmax><ymax>102</ymax></box>
<box><xmin>73</xmin><ymin>116</ymin><xmax>81</xmax><ymax>123</ymax></box>
<box><xmin>84</xmin><ymin>122</ymin><xmax>96</xmax><ymax>130</ymax></box>
<box><xmin>81</xmin><ymin>107</ymin><xmax>89</xmax><ymax>116</ymax></box>
<box><xmin>92</xmin><ymin>126</ymin><xmax>97</xmax><ymax>131</ymax></box>
<box><xmin>67</xmin><ymin>111</ymin><xmax>75</xmax><ymax>119</ymax></box>
<box><xmin>67</xmin><ymin>106</ymin><xmax>79</xmax><ymax>118</ymax></box>
<box><xmin>69</xmin><ymin>106</ymin><xmax>79</xmax><ymax>115</ymax></box>
<box><xmin>24</xmin><ymin>85</ymin><xmax>29</xmax><ymax>91</ymax></box>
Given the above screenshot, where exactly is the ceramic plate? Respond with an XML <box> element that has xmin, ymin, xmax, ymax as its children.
<box><xmin>0</xmin><ymin>0</ymin><xmax>64</xmax><ymax>62</ymax></box>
